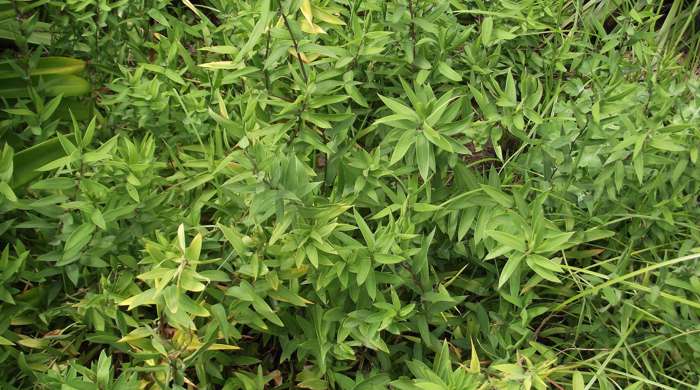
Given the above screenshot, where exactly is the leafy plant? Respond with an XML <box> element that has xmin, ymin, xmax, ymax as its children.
<box><xmin>1</xmin><ymin>0</ymin><xmax>700</xmax><ymax>389</ymax></box>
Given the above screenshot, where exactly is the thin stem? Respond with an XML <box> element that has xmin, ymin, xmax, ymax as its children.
<box><xmin>407</xmin><ymin>0</ymin><xmax>417</xmax><ymax>61</ymax></box>
<box><xmin>276</xmin><ymin>1</ymin><xmax>308</xmax><ymax>145</ymax></box>
<box><xmin>11</xmin><ymin>0</ymin><xmax>28</xmax><ymax>59</ymax></box>
<box><xmin>287</xmin><ymin>97</ymin><xmax>307</xmax><ymax>146</ymax></box>
<box><xmin>263</xmin><ymin>31</ymin><xmax>272</xmax><ymax>92</ymax></box>
<box><xmin>263</xmin><ymin>11</ymin><xmax>279</xmax><ymax>93</ymax></box>
<box><xmin>278</xmin><ymin>2</ymin><xmax>308</xmax><ymax>84</ymax></box>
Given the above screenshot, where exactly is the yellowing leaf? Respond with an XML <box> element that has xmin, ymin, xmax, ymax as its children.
<box><xmin>119</xmin><ymin>288</ymin><xmax>157</xmax><ymax>310</ymax></box>
<box><xmin>208</xmin><ymin>343</ymin><xmax>241</xmax><ymax>350</ymax></box>
<box><xmin>468</xmin><ymin>339</ymin><xmax>480</xmax><ymax>374</ymax></box>
<box><xmin>300</xmin><ymin>18</ymin><xmax>326</xmax><ymax>34</ymax></box>
<box><xmin>118</xmin><ymin>327</ymin><xmax>153</xmax><ymax>343</ymax></box>
<box><xmin>313</xmin><ymin>7</ymin><xmax>345</xmax><ymax>25</ymax></box>
<box><xmin>288</xmin><ymin>48</ymin><xmax>319</xmax><ymax>63</ymax></box>
<box><xmin>198</xmin><ymin>61</ymin><xmax>240</xmax><ymax>69</ymax></box>
<box><xmin>572</xmin><ymin>372</ymin><xmax>584</xmax><ymax>390</ymax></box>
<box><xmin>198</xmin><ymin>46</ymin><xmax>237</xmax><ymax>54</ymax></box>
<box><xmin>182</xmin><ymin>0</ymin><xmax>204</xmax><ymax>18</ymax></box>
<box><xmin>300</xmin><ymin>0</ymin><xmax>314</xmax><ymax>24</ymax></box>
<box><xmin>17</xmin><ymin>338</ymin><xmax>48</xmax><ymax>349</ymax></box>
<box><xmin>185</xmin><ymin>233</ymin><xmax>202</xmax><ymax>262</ymax></box>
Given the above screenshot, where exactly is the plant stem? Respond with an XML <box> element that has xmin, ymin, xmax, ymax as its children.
<box><xmin>278</xmin><ymin>2</ymin><xmax>308</xmax><ymax>84</ymax></box>
<box><xmin>407</xmin><ymin>0</ymin><xmax>417</xmax><ymax>61</ymax></box>
<box><xmin>263</xmin><ymin>21</ymin><xmax>273</xmax><ymax>93</ymax></box>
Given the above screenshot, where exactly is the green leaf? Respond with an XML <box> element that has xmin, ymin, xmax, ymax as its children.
<box><xmin>633</xmin><ymin>154</ymin><xmax>644</xmax><ymax>184</ymax></box>
<box><xmin>252</xmin><ymin>296</ymin><xmax>283</xmax><ymax>326</ymax></box>
<box><xmin>582</xmin><ymin>228</ymin><xmax>615</xmax><ymax>242</ymax></box>
<box><xmin>374</xmin><ymin>253</ymin><xmax>405</xmax><ymax>264</ymax></box>
<box><xmin>497</xmin><ymin>69</ymin><xmax>517</xmax><ymax>107</ymax></box>
<box><xmin>11</xmin><ymin>137</ymin><xmax>66</xmax><ymax>188</ymax></box>
<box><xmin>535</xmin><ymin>231</ymin><xmax>575</xmax><ymax>253</ymax></box>
<box><xmin>119</xmin><ymin>288</ymin><xmax>157</xmax><ymax>310</ymax></box>
<box><xmin>572</xmin><ymin>372</ymin><xmax>584</xmax><ymax>390</ymax></box>
<box><xmin>179</xmin><ymin>292</ymin><xmax>210</xmax><ymax>317</ymax></box>
<box><xmin>391</xmin><ymin>131</ymin><xmax>416</xmax><ymax>165</ymax></box>
<box><xmin>226</xmin><ymin>285</ymin><xmax>256</xmax><ymax>302</ymax></box>
<box><xmin>268</xmin><ymin>287</ymin><xmax>313</xmax><ymax>306</ymax></box>
<box><xmin>437</xmin><ymin>61</ymin><xmax>462</xmax><ymax>82</ymax></box>
<box><xmin>422</xmin><ymin>123</ymin><xmax>453</xmax><ymax>152</ymax></box>
<box><xmin>306</xmin><ymin>244</ymin><xmax>319</xmax><ymax>268</ymax></box>
<box><xmin>416</xmin><ymin>134</ymin><xmax>431</xmax><ymax>181</ymax></box>
<box><xmin>185</xmin><ymin>233</ymin><xmax>203</xmax><ymax>261</ymax></box>
<box><xmin>219</xmin><ymin>223</ymin><xmax>249</xmax><ymax>257</ymax></box>
<box><xmin>526</xmin><ymin>254</ymin><xmax>563</xmax><ymax>275</ymax></box>
<box><xmin>487</xmin><ymin>230</ymin><xmax>526</xmax><ymax>253</ymax></box>
<box><xmin>378</xmin><ymin>94</ymin><xmax>419</xmax><ymax>120</ymax></box>
<box><xmin>126</xmin><ymin>183</ymin><xmax>140</xmax><ymax>202</ymax></box>
<box><xmin>649</xmin><ymin>137</ymin><xmax>685</xmax><ymax>152</ymax></box>
<box><xmin>90</xmin><ymin>208</ymin><xmax>106</xmax><ymax>230</ymax></box>
<box><xmin>0</xmin><ymin>57</ymin><xmax>85</xmax><ymax>79</ymax></box>
<box><xmin>40</xmin><ymin>94</ymin><xmax>63</xmax><ymax>122</ymax></box>
<box><xmin>31</xmin><ymin>176</ymin><xmax>75</xmax><ymax>191</ymax></box>
<box><xmin>0</xmin><ymin>335</ymin><xmax>14</xmax><ymax>346</ymax></box>
<box><xmin>118</xmin><ymin>327</ymin><xmax>153</xmax><ymax>344</ymax></box>
<box><xmin>17</xmin><ymin>338</ymin><xmax>48</xmax><ymax>349</ymax></box>
<box><xmin>82</xmin><ymin>116</ymin><xmax>97</xmax><ymax>147</ymax></box>
<box><xmin>147</xmin><ymin>8</ymin><xmax>171</xmax><ymax>28</ymax></box>
<box><xmin>480</xmin><ymin>185</ymin><xmax>513</xmax><ymax>208</ymax></box>
<box><xmin>211</xmin><ymin>303</ymin><xmax>230</xmax><ymax>340</ymax></box>
<box><xmin>345</xmin><ymin>84</ymin><xmax>368</xmax><ymax>107</ymax></box>
<box><xmin>0</xmin><ymin>182</ymin><xmax>17</xmax><ymax>202</ymax></box>
<box><xmin>60</xmin><ymin>223</ymin><xmax>95</xmax><ymax>265</ymax></box>
<box><xmin>413</xmin><ymin>203</ymin><xmax>442</xmax><ymax>212</ymax></box>
<box><xmin>199</xmin><ymin>46</ymin><xmax>237</xmax><ymax>54</ymax></box>
<box><xmin>233</xmin><ymin>0</ymin><xmax>271</xmax><ymax>65</ymax></box>
<box><xmin>96</xmin><ymin>350</ymin><xmax>111</xmax><ymax>388</ymax></box>
<box><xmin>354</xmin><ymin>209</ymin><xmax>375</xmax><ymax>250</ymax></box>
<box><xmin>498</xmin><ymin>254</ymin><xmax>523</xmax><ymax>288</ymax></box>
<box><xmin>433</xmin><ymin>340</ymin><xmax>452</xmax><ymax>378</ymax></box>
<box><xmin>356</xmin><ymin>256</ymin><xmax>372</xmax><ymax>285</ymax></box>
<box><xmin>481</xmin><ymin>17</ymin><xmax>494</xmax><ymax>45</ymax></box>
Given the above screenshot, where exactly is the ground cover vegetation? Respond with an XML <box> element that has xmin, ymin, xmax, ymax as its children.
<box><xmin>1</xmin><ymin>0</ymin><xmax>700</xmax><ymax>389</ymax></box>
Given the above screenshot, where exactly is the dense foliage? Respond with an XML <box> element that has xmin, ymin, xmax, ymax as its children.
<box><xmin>1</xmin><ymin>0</ymin><xmax>700</xmax><ymax>389</ymax></box>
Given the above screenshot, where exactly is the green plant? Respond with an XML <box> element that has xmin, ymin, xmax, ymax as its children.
<box><xmin>1</xmin><ymin>0</ymin><xmax>700</xmax><ymax>389</ymax></box>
